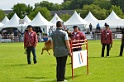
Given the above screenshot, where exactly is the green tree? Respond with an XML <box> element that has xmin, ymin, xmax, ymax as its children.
<box><xmin>68</xmin><ymin>0</ymin><xmax>94</xmax><ymax>9</ymax></box>
<box><xmin>25</xmin><ymin>5</ymin><xmax>33</xmax><ymax>16</ymax></box>
<box><xmin>8</xmin><ymin>3</ymin><xmax>33</xmax><ymax>19</ymax></box>
<box><xmin>59</xmin><ymin>14</ymin><xmax>71</xmax><ymax>22</ymax></box>
<box><xmin>0</xmin><ymin>9</ymin><xmax>6</xmax><ymax>21</ymax></box>
<box><xmin>61</xmin><ymin>1</ymin><xmax>71</xmax><ymax>10</ymax></box>
<box><xmin>93</xmin><ymin>0</ymin><xmax>111</xmax><ymax>10</ymax></box>
<box><xmin>35</xmin><ymin>1</ymin><xmax>62</xmax><ymax>11</ymax></box>
<box><xmin>77</xmin><ymin>4</ymin><xmax>108</xmax><ymax>20</ymax></box>
<box><xmin>109</xmin><ymin>5</ymin><xmax>124</xmax><ymax>18</ymax></box>
<box><xmin>111</xmin><ymin>0</ymin><xmax>124</xmax><ymax>12</ymax></box>
<box><xmin>28</xmin><ymin>7</ymin><xmax>51</xmax><ymax>20</ymax></box>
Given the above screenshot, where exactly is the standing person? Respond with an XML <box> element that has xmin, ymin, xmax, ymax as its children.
<box><xmin>51</xmin><ymin>21</ymin><xmax>71</xmax><ymax>82</ymax></box>
<box><xmin>101</xmin><ymin>23</ymin><xmax>113</xmax><ymax>57</ymax></box>
<box><xmin>119</xmin><ymin>28</ymin><xmax>124</xmax><ymax>56</ymax></box>
<box><xmin>89</xmin><ymin>23</ymin><xmax>92</xmax><ymax>32</ymax></box>
<box><xmin>24</xmin><ymin>25</ymin><xmax>38</xmax><ymax>64</ymax></box>
<box><xmin>70</xmin><ymin>26</ymin><xmax>86</xmax><ymax>51</ymax></box>
<box><xmin>96</xmin><ymin>23</ymin><xmax>101</xmax><ymax>32</ymax></box>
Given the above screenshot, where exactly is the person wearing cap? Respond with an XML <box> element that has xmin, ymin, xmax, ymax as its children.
<box><xmin>24</xmin><ymin>25</ymin><xmax>38</xmax><ymax>64</ymax></box>
<box><xmin>70</xmin><ymin>26</ymin><xmax>86</xmax><ymax>51</ymax></box>
<box><xmin>101</xmin><ymin>23</ymin><xmax>113</xmax><ymax>57</ymax></box>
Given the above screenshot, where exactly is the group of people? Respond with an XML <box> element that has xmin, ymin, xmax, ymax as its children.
<box><xmin>23</xmin><ymin>21</ymin><xmax>124</xmax><ymax>82</ymax></box>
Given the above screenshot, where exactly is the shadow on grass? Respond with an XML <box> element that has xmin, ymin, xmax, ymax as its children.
<box><xmin>88</xmin><ymin>57</ymin><xmax>101</xmax><ymax>59</ymax></box>
<box><xmin>25</xmin><ymin>76</ymin><xmax>56</xmax><ymax>82</ymax></box>
<box><xmin>89</xmin><ymin>56</ymin><xmax>123</xmax><ymax>59</ymax></box>
<box><xmin>5</xmin><ymin>64</ymin><xmax>28</xmax><ymax>67</ymax></box>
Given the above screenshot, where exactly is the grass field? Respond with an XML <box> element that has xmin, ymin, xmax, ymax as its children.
<box><xmin>0</xmin><ymin>40</ymin><xmax>124</xmax><ymax>82</ymax></box>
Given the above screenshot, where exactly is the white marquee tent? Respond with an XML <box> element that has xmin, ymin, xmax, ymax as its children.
<box><xmin>0</xmin><ymin>22</ymin><xmax>4</xmax><ymax>31</ymax></box>
<box><xmin>99</xmin><ymin>10</ymin><xmax>124</xmax><ymax>30</ymax></box>
<box><xmin>50</xmin><ymin>13</ymin><xmax>63</xmax><ymax>24</ymax></box>
<box><xmin>23</xmin><ymin>15</ymin><xmax>31</xmax><ymax>24</ymax></box>
<box><xmin>1</xmin><ymin>16</ymin><xmax>9</xmax><ymax>24</ymax></box>
<box><xmin>64</xmin><ymin>11</ymin><xmax>87</xmax><ymax>31</ymax></box>
<box><xmin>84</xmin><ymin>11</ymin><xmax>100</xmax><ymax>29</ymax></box>
<box><xmin>28</xmin><ymin>12</ymin><xmax>55</xmax><ymax>34</ymax></box>
<box><xmin>2</xmin><ymin>13</ymin><xmax>27</xmax><ymax>32</ymax></box>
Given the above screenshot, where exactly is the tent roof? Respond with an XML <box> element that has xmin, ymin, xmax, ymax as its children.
<box><xmin>3</xmin><ymin>13</ymin><xmax>20</xmax><ymax>27</ymax></box>
<box><xmin>1</xmin><ymin>16</ymin><xmax>9</xmax><ymax>24</ymax></box>
<box><xmin>64</xmin><ymin>11</ymin><xmax>87</xmax><ymax>25</ymax></box>
<box><xmin>28</xmin><ymin>12</ymin><xmax>54</xmax><ymax>26</ymax></box>
<box><xmin>105</xmin><ymin>10</ymin><xmax>121</xmax><ymax>20</ymax></box>
<box><xmin>84</xmin><ymin>11</ymin><xmax>98</xmax><ymax>21</ymax></box>
<box><xmin>23</xmin><ymin>15</ymin><xmax>31</xmax><ymax>24</ymax></box>
<box><xmin>50</xmin><ymin>13</ymin><xmax>63</xmax><ymax>24</ymax></box>
<box><xmin>0</xmin><ymin>22</ymin><xmax>4</xmax><ymax>31</ymax></box>
<box><xmin>0</xmin><ymin>22</ymin><xmax>4</xmax><ymax>26</ymax></box>
<box><xmin>99</xmin><ymin>11</ymin><xmax>123</xmax><ymax>28</ymax></box>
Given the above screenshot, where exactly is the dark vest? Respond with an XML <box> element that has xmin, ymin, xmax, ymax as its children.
<box><xmin>51</xmin><ymin>28</ymin><xmax>69</xmax><ymax>57</ymax></box>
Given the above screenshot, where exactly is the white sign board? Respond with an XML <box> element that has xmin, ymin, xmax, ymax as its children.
<box><xmin>19</xmin><ymin>19</ymin><xmax>24</xmax><ymax>24</ymax></box>
<box><xmin>116</xmin><ymin>34</ymin><xmax>122</xmax><ymax>39</ymax></box>
<box><xmin>86</xmin><ymin>35</ymin><xmax>92</xmax><ymax>40</ymax></box>
<box><xmin>1</xmin><ymin>39</ymin><xmax>11</xmax><ymax>42</ymax></box>
<box><xmin>73</xmin><ymin>50</ymin><xmax>87</xmax><ymax>69</ymax></box>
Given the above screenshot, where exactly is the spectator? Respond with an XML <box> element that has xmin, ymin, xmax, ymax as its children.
<box><xmin>89</xmin><ymin>23</ymin><xmax>92</xmax><ymax>32</ymax></box>
<box><xmin>96</xmin><ymin>23</ymin><xmax>101</xmax><ymax>32</ymax></box>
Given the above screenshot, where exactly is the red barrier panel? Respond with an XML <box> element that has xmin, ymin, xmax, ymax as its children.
<box><xmin>70</xmin><ymin>39</ymin><xmax>89</xmax><ymax>79</ymax></box>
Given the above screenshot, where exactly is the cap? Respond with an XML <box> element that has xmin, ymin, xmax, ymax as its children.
<box><xmin>73</xmin><ymin>26</ymin><xmax>78</xmax><ymax>29</ymax></box>
<box><xmin>104</xmin><ymin>23</ymin><xmax>109</xmax><ymax>27</ymax></box>
<box><xmin>27</xmin><ymin>25</ymin><xmax>33</xmax><ymax>28</ymax></box>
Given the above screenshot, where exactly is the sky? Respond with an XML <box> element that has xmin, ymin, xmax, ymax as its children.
<box><xmin>0</xmin><ymin>0</ymin><xmax>63</xmax><ymax>10</ymax></box>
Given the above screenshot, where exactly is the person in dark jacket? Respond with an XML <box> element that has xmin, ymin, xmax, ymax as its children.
<box><xmin>101</xmin><ymin>23</ymin><xmax>113</xmax><ymax>57</ymax></box>
<box><xmin>119</xmin><ymin>28</ymin><xmax>124</xmax><ymax>56</ymax></box>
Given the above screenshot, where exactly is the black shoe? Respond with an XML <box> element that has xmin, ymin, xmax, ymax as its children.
<box><xmin>34</xmin><ymin>61</ymin><xmax>37</xmax><ymax>64</ymax></box>
<box><xmin>28</xmin><ymin>62</ymin><xmax>31</xmax><ymax>64</ymax></box>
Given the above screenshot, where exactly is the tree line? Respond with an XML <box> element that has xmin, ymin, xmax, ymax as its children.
<box><xmin>0</xmin><ymin>0</ymin><xmax>124</xmax><ymax>21</ymax></box>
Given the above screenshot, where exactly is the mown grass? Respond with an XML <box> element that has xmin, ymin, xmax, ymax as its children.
<box><xmin>0</xmin><ymin>40</ymin><xmax>124</xmax><ymax>82</ymax></box>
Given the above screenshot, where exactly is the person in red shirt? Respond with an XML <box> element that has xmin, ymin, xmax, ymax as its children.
<box><xmin>24</xmin><ymin>25</ymin><xmax>38</xmax><ymax>64</ymax></box>
<box><xmin>101</xmin><ymin>23</ymin><xmax>113</xmax><ymax>57</ymax></box>
<box><xmin>70</xmin><ymin>26</ymin><xmax>86</xmax><ymax>51</ymax></box>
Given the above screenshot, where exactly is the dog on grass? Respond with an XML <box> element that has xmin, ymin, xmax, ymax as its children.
<box><xmin>41</xmin><ymin>40</ymin><xmax>52</xmax><ymax>55</ymax></box>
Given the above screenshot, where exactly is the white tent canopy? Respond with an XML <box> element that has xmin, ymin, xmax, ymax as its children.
<box><xmin>105</xmin><ymin>10</ymin><xmax>121</xmax><ymax>20</ymax></box>
<box><xmin>2</xmin><ymin>13</ymin><xmax>27</xmax><ymax>32</ymax></box>
<box><xmin>84</xmin><ymin>11</ymin><xmax>98</xmax><ymax>21</ymax></box>
<box><xmin>0</xmin><ymin>22</ymin><xmax>4</xmax><ymax>31</ymax></box>
<box><xmin>1</xmin><ymin>16</ymin><xmax>9</xmax><ymax>24</ymax></box>
<box><xmin>99</xmin><ymin>10</ymin><xmax>124</xmax><ymax>29</ymax></box>
<box><xmin>23</xmin><ymin>15</ymin><xmax>31</xmax><ymax>24</ymax></box>
<box><xmin>64</xmin><ymin>11</ymin><xmax>87</xmax><ymax>31</ymax></box>
<box><xmin>84</xmin><ymin>11</ymin><xmax>100</xmax><ymax>29</ymax></box>
<box><xmin>3</xmin><ymin>13</ymin><xmax>20</xmax><ymax>27</ymax></box>
<box><xmin>28</xmin><ymin>12</ymin><xmax>55</xmax><ymax>34</ymax></box>
<box><xmin>50</xmin><ymin>13</ymin><xmax>63</xmax><ymax>24</ymax></box>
